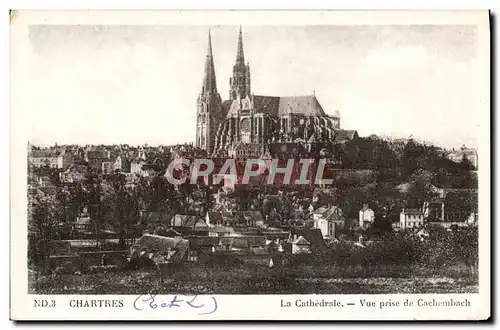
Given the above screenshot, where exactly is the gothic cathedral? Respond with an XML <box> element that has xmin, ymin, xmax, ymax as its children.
<box><xmin>196</xmin><ymin>27</ymin><xmax>355</xmax><ymax>155</ymax></box>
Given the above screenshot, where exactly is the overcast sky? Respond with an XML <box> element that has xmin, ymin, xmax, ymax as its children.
<box><xmin>27</xmin><ymin>24</ymin><xmax>479</xmax><ymax>148</ymax></box>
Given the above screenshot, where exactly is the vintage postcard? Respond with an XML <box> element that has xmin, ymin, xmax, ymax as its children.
<box><xmin>10</xmin><ymin>10</ymin><xmax>490</xmax><ymax>321</ymax></box>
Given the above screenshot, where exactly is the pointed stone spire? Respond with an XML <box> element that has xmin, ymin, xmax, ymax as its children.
<box><xmin>207</xmin><ymin>29</ymin><xmax>213</xmax><ymax>56</ymax></box>
<box><xmin>229</xmin><ymin>26</ymin><xmax>250</xmax><ymax>100</ymax></box>
<box><xmin>236</xmin><ymin>25</ymin><xmax>245</xmax><ymax>64</ymax></box>
<box><xmin>202</xmin><ymin>29</ymin><xmax>217</xmax><ymax>94</ymax></box>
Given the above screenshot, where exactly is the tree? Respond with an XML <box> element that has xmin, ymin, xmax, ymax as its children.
<box><xmin>87</xmin><ymin>174</ymin><xmax>104</xmax><ymax>247</ymax></box>
<box><xmin>444</xmin><ymin>191</ymin><xmax>477</xmax><ymax>223</ymax></box>
<box><xmin>337</xmin><ymin>186</ymin><xmax>373</xmax><ymax>220</ymax></box>
<box><xmin>452</xmin><ymin>226</ymin><xmax>478</xmax><ymax>273</ymax></box>
<box><xmin>28</xmin><ymin>193</ymin><xmax>60</xmax><ymax>274</ymax></box>
<box><xmin>404</xmin><ymin>170</ymin><xmax>438</xmax><ymax>209</ymax></box>
<box><xmin>109</xmin><ymin>172</ymin><xmax>128</xmax><ymax>247</ymax></box>
<box><xmin>370</xmin><ymin>182</ymin><xmax>404</xmax><ymax>232</ymax></box>
<box><xmin>460</xmin><ymin>153</ymin><xmax>474</xmax><ymax>171</ymax></box>
<box><xmin>372</xmin><ymin>140</ymin><xmax>398</xmax><ymax>181</ymax></box>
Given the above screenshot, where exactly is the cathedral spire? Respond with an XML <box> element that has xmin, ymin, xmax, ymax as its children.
<box><xmin>236</xmin><ymin>25</ymin><xmax>245</xmax><ymax>64</ymax></box>
<box><xmin>229</xmin><ymin>26</ymin><xmax>250</xmax><ymax>100</ymax></box>
<box><xmin>202</xmin><ymin>29</ymin><xmax>217</xmax><ymax>94</ymax></box>
<box><xmin>207</xmin><ymin>29</ymin><xmax>213</xmax><ymax>56</ymax></box>
<box><xmin>197</xmin><ymin>29</ymin><xmax>222</xmax><ymax>153</ymax></box>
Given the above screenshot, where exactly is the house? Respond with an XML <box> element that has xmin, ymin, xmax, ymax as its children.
<box><xmin>119</xmin><ymin>157</ymin><xmax>131</xmax><ymax>173</ymax></box>
<box><xmin>37</xmin><ymin>176</ymin><xmax>53</xmax><ymax>187</ymax></box>
<box><xmin>422</xmin><ymin>200</ymin><xmax>445</xmax><ymax>221</ymax></box>
<box><xmin>265</xmin><ymin>238</ymin><xmax>285</xmax><ymax>254</ymax></box>
<box><xmin>217</xmin><ymin>237</ymin><xmax>234</xmax><ymax>252</ymax></box>
<box><xmin>313</xmin><ymin>205</ymin><xmax>345</xmax><ymax>238</ymax></box>
<box><xmin>28</xmin><ymin>149</ymin><xmax>74</xmax><ymax>169</ymax></box>
<box><xmin>261</xmin><ymin>230</ymin><xmax>290</xmax><ymax>241</ymax></box>
<box><xmin>234</xmin><ymin>211</ymin><xmax>265</xmax><ymax>227</ymax></box>
<box><xmin>260</xmin><ymin>146</ymin><xmax>273</xmax><ymax>171</ymax></box>
<box><xmin>141</xmin><ymin>164</ymin><xmax>161</xmax><ymax>177</ymax></box>
<box><xmin>188</xmin><ymin>235</ymin><xmax>267</xmax><ymax>257</ymax></box>
<box><xmin>209</xmin><ymin>162</ymin><xmax>226</xmax><ymax>187</ymax></box>
<box><xmin>333</xmin><ymin>129</ymin><xmax>359</xmax><ymax>144</ymax></box>
<box><xmin>102</xmin><ymin>156</ymin><xmax>123</xmax><ymax>174</ymax></box>
<box><xmin>128</xmin><ymin>234</ymin><xmax>190</xmax><ymax>265</ymax></box>
<box><xmin>290</xmin><ymin>228</ymin><xmax>327</xmax><ymax>253</ymax></box>
<box><xmin>285</xmin><ymin>234</ymin><xmax>311</xmax><ymax>254</ymax></box>
<box><xmin>399</xmin><ymin>208</ymin><xmax>425</xmax><ymax>230</ymax></box>
<box><xmin>74</xmin><ymin>217</ymin><xmax>91</xmax><ymax>232</ymax></box>
<box><xmin>228</xmin><ymin>142</ymin><xmax>263</xmax><ymax>164</ymax></box>
<box><xmin>359</xmin><ymin>204</ymin><xmax>375</xmax><ymax>228</ymax></box>
<box><xmin>59</xmin><ymin>165</ymin><xmax>86</xmax><ymax>183</ymax></box>
<box><xmin>205</xmin><ymin>211</ymin><xmax>223</xmax><ymax>226</ymax></box>
<box><xmin>47</xmin><ymin>240</ymin><xmax>72</xmax><ymax>256</ymax></box>
<box><xmin>209</xmin><ymin>225</ymin><xmax>235</xmax><ymax>237</ymax></box>
<box><xmin>154</xmin><ymin>228</ymin><xmax>182</xmax><ymax>238</ymax></box>
<box><xmin>265</xmin><ymin>208</ymin><xmax>282</xmax><ymax>224</ymax></box>
<box><xmin>221</xmin><ymin>211</ymin><xmax>237</xmax><ymax>226</ymax></box>
<box><xmin>213</xmin><ymin>174</ymin><xmax>238</xmax><ymax>191</ymax></box>
<box><xmin>322</xmin><ymin>205</ymin><xmax>346</xmax><ymax>235</ymax></box>
<box><xmin>232</xmin><ymin>236</ymin><xmax>267</xmax><ymax>251</ymax></box>
<box><xmin>101</xmin><ymin>161</ymin><xmax>113</xmax><ymax>174</ymax></box>
<box><xmin>130</xmin><ymin>160</ymin><xmax>146</xmax><ymax>176</ymax></box>
<box><xmin>447</xmin><ymin>145</ymin><xmax>478</xmax><ymax>168</ymax></box>
<box><xmin>36</xmin><ymin>176</ymin><xmax>57</xmax><ymax>194</ymax></box>
<box><xmin>170</xmin><ymin>214</ymin><xmax>210</xmax><ymax>236</ymax></box>
<box><xmin>188</xmin><ymin>236</ymin><xmax>221</xmax><ymax>258</ymax></box>
<box><xmin>312</xmin><ymin>206</ymin><xmax>328</xmax><ymax>222</ymax></box>
<box><xmin>142</xmin><ymin>211</ymin><xmax>172</xmax><ymax>225</ymax></box>
<box><xmin>86</xmin><ymin>149</ymin><xmax>111</xmax><ymax>170</ymax></box>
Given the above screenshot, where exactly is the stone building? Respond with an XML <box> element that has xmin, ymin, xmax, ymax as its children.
<box><xmin>447</xmin><ymin>144</ymin><xmax>478</xmax><ymax>169</ymax></box>
<box><xmin>195</xmin><ymin>27</ymin><xmax>356</xmax><ymax>155</ymax></box>
<box><xmin>398</xmin><ymin>208</ymin><xmax>425</xmax><ymax>230</ymax></box>
<box><xmin>28</xmin><ymin>148</ymin><xmax>74</xmax><ymax>169</ymax></box>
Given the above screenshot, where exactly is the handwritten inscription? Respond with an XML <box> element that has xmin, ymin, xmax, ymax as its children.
<box><xmin>133</xmin><ymin>294</ymin><xmax>218</xmax><ymax>315</ymax></box>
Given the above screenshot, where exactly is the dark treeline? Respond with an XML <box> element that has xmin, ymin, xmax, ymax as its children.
<box><xmin>335</xmin><ymin>136</ymin><xmax>476</xmax><ymax>185</ymax></box>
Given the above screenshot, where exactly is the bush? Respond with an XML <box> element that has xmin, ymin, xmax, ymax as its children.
<box><xmin>319</xmin><ymin>229</ymin><xmax>477</xmax><ymax>270</ymax></box>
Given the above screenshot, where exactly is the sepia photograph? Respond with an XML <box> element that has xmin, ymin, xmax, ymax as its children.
<box><xmin>10</xmin><ymin>10</ymin><xmax>490</xmax><ymax>320</ymax></box>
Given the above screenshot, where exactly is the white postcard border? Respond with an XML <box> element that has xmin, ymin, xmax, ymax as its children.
<box><xmin>9</xmin><ymin>9</ymin><xmax>491</xmax><ymax>321</ymax></box>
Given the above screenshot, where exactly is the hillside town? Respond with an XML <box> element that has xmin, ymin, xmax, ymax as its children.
<box><xmin>28</xmin><ymin>137</ymin><xmax>478</xmax><ymax>279</ymax></box>
<box><xmin>27</xmin><ymin>27</ymin><xmax>479</xmax><ymax>294</ymax></box>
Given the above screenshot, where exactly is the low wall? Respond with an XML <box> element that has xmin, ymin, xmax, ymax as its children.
<box><xmin>49</xmin><ymin>250</ymin><xmax>128</xmax><ymax>273</ymax></box>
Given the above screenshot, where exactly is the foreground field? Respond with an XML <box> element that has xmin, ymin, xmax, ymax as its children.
<box><xmin>30</xmin><ymin>264</ymin><xmax>478</xmax><ymax>294</ymax></box>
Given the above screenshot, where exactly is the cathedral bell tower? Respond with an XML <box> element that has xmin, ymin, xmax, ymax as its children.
<box><xmin>196</xmin><ymin>30</ymin><xmax>222</xmax><ymax>153</ymax></box>
<box><xmin>229</xmin><ymin>26</ymin><xmax>251</xmax><ymax>100</ymax></box>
